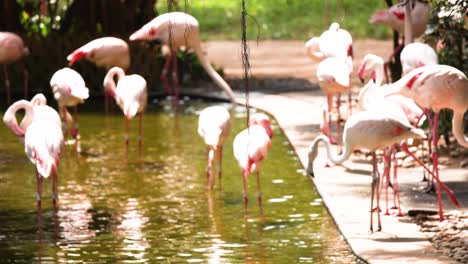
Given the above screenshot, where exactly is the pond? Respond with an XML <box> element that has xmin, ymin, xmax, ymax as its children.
<box><xmin>0</xmin><ymin>98</ymin><xmax>357</xmax><ymax>263</ymax></box>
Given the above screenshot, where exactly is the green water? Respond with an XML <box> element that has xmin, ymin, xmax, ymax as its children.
<box><xmin>0</xmin><ymin>99</ymin><xmax>356</xmax><ymax>263</ymax></box>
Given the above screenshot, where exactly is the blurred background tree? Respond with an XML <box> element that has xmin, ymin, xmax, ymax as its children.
<box><xmin>425</xmin><ymin>0</ymin><xmax>468</xmax><ymax>144</ymax></box>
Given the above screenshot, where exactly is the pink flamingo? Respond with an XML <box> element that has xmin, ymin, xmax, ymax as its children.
<box><xmin>0</xmin><ymin>32</ymin><xmax>30</xmax><ymax>105</ymax></box>
<box><xmin>358</xmin><ymin>53</ymin><xmax>427</xmax><ymax>215</ymax></box>
<box><xmin>369</xmin><ymin>1</ymin><xmax>430</xmax><ymax>70</ymax></box>
<box><xmin>316</xmin><ymin>57</ymin><xmax>352</xmax><ymax>148</ymax></box>
<box><xmin>3</xmin><ymin>95</ymin><xmax>63</xmax><ymax>207</ymax></box>
<box><xmin>129</xmin><ymin>12</ymin><xmax>236</xmax><ymax>103</ymax></box>
<box><xmin>67</xmin><ymin>37</ymin><xmax>130</xmax><ymax>113</ymax></box>
<box><xmin>306</xmin><ymin>109</ymin><xmax>458</xmax><ymax>231</ymax></box>
<box><xmin>385</xmin><ymin>64</ymin><xmax>468</xmax><ymax>221</ymax></box>
<box><xmin>369</xmin><ymin>1</ymin><xmax>430</xmax><ymax>39</ymax></box>
<box><xmin>197</xmin><ymin>106</ymin><xmax>231</xmax><ymax>189</ymax></box>
<box><xmin>233</xmin><ymin>113</ymin><xmax>273</xmax><ymax>208</ymax></box>
<box><xmin>50</xmin><ymin>67</ymin><xmax>89</xmax><ymax>141</ymax></box>
<box><xmin>400</xmin><ymin>42</ymin><xmax>438</xmax><ymax>75</ymax></box>
<box><xmin>358</xmin><ymin>54</ymin><xmax>425</xmax><ymax>125</ymax></box>
<box><xmin>103</xmin><ymin>67</ymin><xmax>147</xmax><ymax>159</ymax></box>
<box><xmin>3</xmin><ymin>94</ymin><xmax>61</xmax><ymax>138</ymax></box>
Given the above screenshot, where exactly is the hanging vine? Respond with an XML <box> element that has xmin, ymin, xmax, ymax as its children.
<box><xmin>241</xmin><ymin>0</ymin><xmax>251</xmax><ymax>127</ymax></box>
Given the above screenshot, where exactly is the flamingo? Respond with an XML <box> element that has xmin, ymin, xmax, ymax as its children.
<box><xmin>306</xmin><ymin>109</ymin><xmax>458</xmax><ymax>231</ymax></box>
<box><xmin>384</xmin><ymin>64</ymin><xmax>468</xmax><ymax>221</ymax></box>
<box><xmin>67</xmin><ymin>37</ymin><xmax>130</xmax><ymax>113</ymax></box>
<box><xmin>316</xmin><ymin>57</ymin><xmax>352</xmax><ymax>149</ymax></box>
<box><xmin>233</xmin><ymin>113</ymin><xmax>273</xmax><ymax>208</ymax></box>
<box><xmin>358</xmin><ymin>53</ymin><xmax>428</xmax><ymax>214</ymax></box>
<box><xmin>0</xmin><ymin>32</ymin><xmax>30</xmax><ymax>105</ymax></box>
<box><xmin>3</xmin><ymin>94</ymin><xmax>61</xmax><ymax>138</ymax></box>
<box><xmin>50</xmin><ymin>67</ymin><xmax>89</xmax><ymax>141</ymax></box>
<box><xmin>369</xmin><ymin>1</ymin><xmax>430</xmax><ymax>39</ymax></box>
<box><xmin>197</xmin><ymin>106</ymin><xmax>231</xmax><ymax>189</ymax></box>
<box><xmin>3</xmin><ymin>96</ymin><xmax>63</xmax><ymax>207</ymax></box>
<box><xmin>400</xmin><ymin>42</ymin><xmax>438</xmax><ymax>75</ymax></box>
<box><xmin>305</xmin><ymin>22</ymin><xmax>353</xmax><ymax>68</ymax></box>
<box><xmin>129</xmin><ymin>12</ymin><xmax>236</xmax><ymax>104</ymax></box>
<box><xmin>103</xmin><ymin>67</ymin><xmax>147</xmax><ymax>159</ymax></box>
<box><xmin>358</xmin><ymin>54</ymin><xmax>425</xmax><ymax>125</ymax></box>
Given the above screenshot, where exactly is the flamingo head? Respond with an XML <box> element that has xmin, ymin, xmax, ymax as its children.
<box><xmin>369</xmin><ymin>10</ymin><xmax>388</xmax><ymax>24</ymax></box>
<box><xmin>129</xmin><ymin>26</ymin><xmax>157</xmax><ymax>42</ymax></box>
<box><xmin>3</xmin><ymin>112</ymin><xmax>25</xmax><ymax>137</ymax></box>
<box><xmin>67</xmin><ymin>50</ymin><xmax>87</xmax><ymax>66</ymax></box>
<box><xmin>359</xmin><ymin>54</ymin><xmax>384</xmax><ymax>83</ymax></box>
<box><xmin>249</xmin><ymin>113</ymin><xmax>273</xmax><ymax>138</ymax></box>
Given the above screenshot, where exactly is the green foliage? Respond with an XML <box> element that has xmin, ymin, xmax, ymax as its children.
<box><xmin>157</xmin><ymin>0</ymin><xmax>391</xmax><ymax>40</ymax></box>
<box><xmin>424</xmin><ymin>0</ymin><xmax>468</xmax><ymax>74</ymax></box>
<box><xmin>423</xmin><ymin>0</ymin><xmax>468</xmax><ymax>140</ymax></box>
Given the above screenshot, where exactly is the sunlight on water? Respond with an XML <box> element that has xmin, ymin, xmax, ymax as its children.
<box><xmin>0</xmin><ymin>98</ymin><xmax>357</xmax><ymax>263</ymax></box>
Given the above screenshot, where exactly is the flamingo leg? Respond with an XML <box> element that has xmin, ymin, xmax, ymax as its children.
<box><xmin>326</xmin><ymin>94</ymin><xmax>337</xmax><ymax>145</ymax></box>
<box><xmin>400</xmin><ymin>142</ymin><xmax>460</xmax><ymax>216</ymax></box>
<box><xmin>392</xmin><ymin>144</ymin><xmax>403</xmax><ymax>216</ymax></box>
<box><xmin>218</xmin><ymin>146</ymin><xmax>223</xmax><ymax>190</ymax></box>
<box><xmin>348</xmin><ymin>91</ymin><xmax>352</xmax><ymax>116</ymax></box>
<box><xmin>431</xmin><ymin>112</ymin><xmax>444</xmax><ymax>221</ymax></box>
<box><xmin>369</xmin><ymin>152</ymin><xmax>382</xmax><ymax>232</ymax></box>
<box><xmin>383</xmin><ymin>62</ymin><xmax>390</xmax><ymax>84</ymax></box>
<box><xmin>336</xmin><ymin>94</ymin><xmax>342</xmax><ymax>153</ymax></box>
<box><xmin>125</xmin><ymin>118</ymin><xmax>129</xmax><ymax>160</ymax></box>
<box><xmin>172</xmin><ymin>51</ymin><xmax>180</xmax><ymax>102</ymax></box>
<box><xmin>206</xmin><ymin>147</ymin><xmax>210</xmax><ymax>182</ymax></box>
<box><xmin>161</xmin><ymin>52</ymin><xmax>173</xmax><ymax>96</ymax></box>
<box><xmin>36</xmin><ymin>169</ymin><xmax>42</xmax><ymax>207</ymax></box>
<box><xmin>3</xmin><ymin>64</ymin><xmax>11</xmax><ymax>105</ymax></box>
<box><xmin>242</xmin><ymin>171</ymin><xmax>248</xmax><ymax>206</ymax></box>
<box><xmin>256</xmin><ymin>171</ymin><xmax>264</xmax><ymax>216</ymax></box>
<box><xmin>138</xmin><ymin>112</ymin><xmax>143</xmax><ymax>159</ymax></box>
<box><xmin>383</xmin><ymin>148</ymin><xmax>391</xmax><ymax>216</ymax></box>
<box><xmin>52</xmin><ymin>168</ymin><xmax>58</xmax><ymax>207</ymax></box>
<box><xmin>207</xmin><ymin>149</ymin><xmax>214</xmax><ymax>189</ymax></box>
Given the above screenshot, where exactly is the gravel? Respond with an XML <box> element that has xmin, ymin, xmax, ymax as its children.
<box><xmin>414</xmin><ymin>210</ymin><xmax>468</xmax><ymax>264</ymax></box>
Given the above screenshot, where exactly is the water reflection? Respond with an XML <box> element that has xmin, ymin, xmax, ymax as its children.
<box><xmin>116</xmin><ymin>198</ymin><xmax>149</xmax><ymax>262</ymax></box>
<box><xmin>0</xmin><ymin>100</ymin><xmax>356</xmax><ymax>263</ymax></box>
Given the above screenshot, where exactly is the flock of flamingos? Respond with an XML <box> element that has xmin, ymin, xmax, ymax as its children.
<box><xmin>0</xmin><ymin>2</ymin><xmax>467</xmax><ymax>233</ymax></box>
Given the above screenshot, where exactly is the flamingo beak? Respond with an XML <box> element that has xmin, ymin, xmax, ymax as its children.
<box><xmin>358</xmin><ymin>64</ymin><xmax>366</xmax><ymax>84</ymax></box>
<box><xmin>67</xmin><ymin>50</ymin><xmax>86</xmax><ymax>66</ymax></box>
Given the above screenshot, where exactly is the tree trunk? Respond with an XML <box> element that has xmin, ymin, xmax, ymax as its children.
<box><xmin>0</xmin><ymin>0</ymin><xmax>22</xmax><ymax>31</ymax></box>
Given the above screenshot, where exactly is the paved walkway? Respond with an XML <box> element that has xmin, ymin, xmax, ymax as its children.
<box><xmin>195</xmin><ymin>40</ymin><xmax>467</xmax><ymax>263</ymax></box>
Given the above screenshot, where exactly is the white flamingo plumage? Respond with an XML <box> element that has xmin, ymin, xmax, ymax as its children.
<box><xmin>3</xmin><ymin>95</ymin><xmax>63</xmax><ymax>206</ymax></box>
<box><xmin>233</xmin><ymin>113</ymin><xmax>273</xmax><ymax>208</ymax></box>
<box><xmin>197</xmin><ymin>106</ymin><xmax>231</xmax><ymax>189</ymax></box>
<box><xmin>0</xmin><ymin>32</ymin><xmax>30</xmax><ymax>104</ymax></box>
<box><xmin>129</xmin><ymin>12</ymin><xmax>236</xmax><ymax>103</ymax></box>
<box><xmin>316</xmin><ymin>57</ymin><xmax>352</xmax><ymax>147</ymax></box>
<box><xmin>400</xmin><ymin>42</ymin><xmax>438</xmax><ymax>75</ymax></box>
<box><xmin>104</xmin><ymin>67</ymin><xmax>147</xmax><ymax>159</ymax></box>
<box><xmin>305</xmin><ymin>22</ymin><xmax>353</xmax><ymax>68</ymax></box>
<box><xmin>306</xmin><ymin>109</ymin><xmax>460</xmax><ymax>231</ymax></box>
<box><xmin>384</xmin><ymin>64</ymin><xmax>467</xmax><ymax>221</ymax></box>
<box><xmin>50</xmin><ymin>67</ymin><xmax>89</xmax><ymax>141</ymax></box>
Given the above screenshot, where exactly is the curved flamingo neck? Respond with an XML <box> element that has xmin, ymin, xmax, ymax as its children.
<box><xmin>193</xmin><ymin>46</ymin><xmax>237</xmax><ymax>103</ymax></box>
<box><xmin>452</xmin><ymin>110</ymin><xmax>468</xmax><ymax>148</ymax></box>
<box><xmin>104</xmin><ymin>67</ymin><xmax>125</xmax><ymax>97</ymax></box>
<box><xmin>308</xmin><ymin>135</ymin><xmax>352</xmax><ymax>166</ymax></box>
<box><xmin>4</xmin><ymin>100</ymin><xmax>34</xmax><ymax>137</ymax></box>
